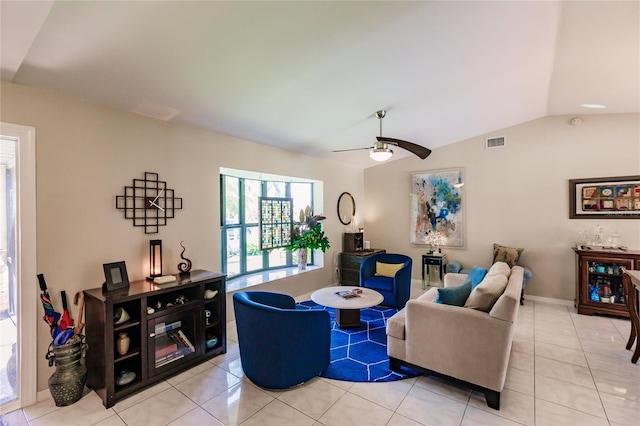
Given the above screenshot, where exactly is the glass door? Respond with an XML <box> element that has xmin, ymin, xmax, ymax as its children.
<box><xmin>585</xmin><ymin>258</ymin><xmax>632</xmax><ymax>309</ymax></box>
<box><xmin>147</xmin><ymin>308</ymin><xmax>201</xmax><ymax>377</ymax></box>
<box><xmin>0</xmin><ymin>136</ymin><xmax>17</xmax><ymax>407</ymax></box>
<box><xmin>0</xmin><ymin>123</ymin><xmax>37</xmax><ymax>413</ymax></box>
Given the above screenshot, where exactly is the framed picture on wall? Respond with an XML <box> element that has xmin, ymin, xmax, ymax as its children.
<box><xmin>410</xmin><ymin>168</ymin><xmax>465</xmax><ymax>248</ymax></box>
<box><xmin>569</xmin><ymin>175</ymin><xmax>640</xmax><ymax>219</ymax></box>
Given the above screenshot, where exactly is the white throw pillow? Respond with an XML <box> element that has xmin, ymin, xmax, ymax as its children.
<box><xmin>486</xmin><ymin>261</ymin><xmax>511</xmax><ymax>278</ymax></box>
<box><xmin>464</xmin><ymin>274</ymin><xmax>509</xmax><ymax>312</ymax></box>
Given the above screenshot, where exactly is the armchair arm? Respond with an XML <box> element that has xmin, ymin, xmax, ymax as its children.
<box><xmin>392</xmin><ymin>260</ymin><xmax>412</xmax><ymax>306</ymax></box>
<box><xmin>243</xmin><ymin>291</ymin><xmax>296</xmax><ymax>310</ymax></box>
<box><xmin>359</xmin><ymin>256</ymin><xmax>378</xmax><ymax>286</ymax></box>
<box><xmin>393</xmin><ymin>261</ymin><xmax>412</xmax><ymax>285</ymax></box>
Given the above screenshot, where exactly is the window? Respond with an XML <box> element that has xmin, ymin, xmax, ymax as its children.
<box><xmin>221</xmin><ymin>171</ymin><xmax>315</xmax><ymax>278</ymax></box>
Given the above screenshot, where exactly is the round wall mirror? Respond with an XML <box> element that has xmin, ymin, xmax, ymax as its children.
<box><xmin>337</xmin><ymin>192</ymin><xmax>356</xmax><ymax>225</ymax></box>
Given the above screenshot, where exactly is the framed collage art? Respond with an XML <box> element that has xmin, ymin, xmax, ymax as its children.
<box><xmin>569</xmin><ymin>175</ymin><xmax>640</xmax><ymax>219</ymax></box>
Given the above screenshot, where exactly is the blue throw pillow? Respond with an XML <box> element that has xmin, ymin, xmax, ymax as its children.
<box><xmin>467</xmin><ymin>266</ymin><xmax>488</xmax><ymax>289</ymax></box>
<box><xmin>436</xmin><ymin>280</ymin><xmax>472</xmax><ymax>306</ymax></box>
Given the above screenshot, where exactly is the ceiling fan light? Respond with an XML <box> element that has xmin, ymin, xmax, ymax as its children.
<box><xmin>370</xmin><ymin>148</ymin><xmax>393</xmax><ymax>162</ymax></box>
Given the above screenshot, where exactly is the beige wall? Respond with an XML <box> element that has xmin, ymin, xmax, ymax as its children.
<box><xmin>1</xmin><ymin>81</ymin><xmax>364</xmax><ymax>391</ymax></box>
<box><xmin>364</xmin><ymin>114</ymin><xmax>640</xmax><ymax>302</ymax></box>
<box><xmin>4</xmin><ymin>78</ymin><xmax>639</xmax><ymax>392</ymax></box>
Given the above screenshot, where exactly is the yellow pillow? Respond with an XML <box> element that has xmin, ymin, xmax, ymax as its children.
<box><xmin>375</xmin><ymin>262</ymin><xmax>404</xmax><ymax>277</ymax></box>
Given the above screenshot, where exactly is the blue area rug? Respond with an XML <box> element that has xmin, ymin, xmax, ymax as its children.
<box><xmin>296</xmin><ymin>301</ymin><xmax>421</xmax><ymax>382</ymax></box>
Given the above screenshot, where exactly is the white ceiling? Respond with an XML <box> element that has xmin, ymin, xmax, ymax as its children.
<box><xmin>2</xmin><ymin>1</ymin><xmax>638</xmax><ymax>168</ymax></box>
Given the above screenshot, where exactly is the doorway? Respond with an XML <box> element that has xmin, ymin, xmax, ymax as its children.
<box><xmin>0</xmin><ymin>123</ymin><xmax>37</xmax><ymax>413</ymax></box>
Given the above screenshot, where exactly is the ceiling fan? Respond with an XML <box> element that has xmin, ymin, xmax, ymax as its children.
<box><xmin>333</xmin><ymin>110</ymin><xmax>432</xmax><ymax>162</ymax></box>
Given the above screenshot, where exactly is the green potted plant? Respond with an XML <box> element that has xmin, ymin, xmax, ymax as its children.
<box><xmin>287</xmin><ymin>205</ymin><xmax>330</xmax><ymax>270</ymax></box>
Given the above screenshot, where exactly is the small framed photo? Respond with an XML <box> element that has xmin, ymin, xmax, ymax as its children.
<box><xmin>102</xmin><ymin>261</ymin><xmax>130</xmax><ymax>292</ymax></box>
<box><xmin>569</xmin><ymin>175</ymin><xmax>640</xmax><ymax>219</ymax></box>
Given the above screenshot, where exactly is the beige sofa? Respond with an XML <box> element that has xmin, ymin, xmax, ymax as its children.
<box><xmin>386</xmin><ymin>262</ymin><xmax>524</xmax><ymax>410</ymax></box>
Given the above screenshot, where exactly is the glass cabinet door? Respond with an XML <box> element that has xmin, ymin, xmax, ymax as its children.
<box><xmin>148</xmin><ymin>307</ymin><xmax>200</xmax><ymax>376</ymax></box>
<box><xmin>585</xmin><ymin>258</ymin><xmax>633</xmax><ymax>308</ymax></box>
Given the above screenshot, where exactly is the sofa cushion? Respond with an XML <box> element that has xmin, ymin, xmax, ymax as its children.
<box><xmin>375</xmin><ymin>262</ymin><xmax>404</xmax><ymax>277</ymax></box>
<box><xmin>467</xmin><ymin>266</ymin><xmax>488</xmax><ymax>288</ymax></box>
<box><xmin>492</xmin><ymin>244</ymin><xmax>523</xmax><ymax>268</ymax></box>
<box><xmin>436</xmin><ymin>281</ymin><xmax>472</xmax><ymax>306</ymax></box>
<box><xmin>486</xmin><ymin>261</ymin><xmax>511</xmax><ymax>278</ymax></box>
<box><xmin>464</xmin><ymin>274</ymin><xmax>508</xmax><ymax>312</ymax></box>
<box><xmin>490</xmin><ymin>266</ymin><xmax>524</xmax><ymax>322</ymax></box>
<box><xmin>363</xmin><ymin>276</ymin><xmax>393</xmax><ymax>292</ymax></box>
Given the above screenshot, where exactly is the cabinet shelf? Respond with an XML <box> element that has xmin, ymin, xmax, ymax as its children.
<box><xmin>84</xmin><ymin>269</ymin><xmax>227</xmax><ymax>409</ymax></box>
<box><xmin>114</xmin><ymin>320</ymin><xmax>140</xmax><ymax>332</ymax></box>
<box><xmin>205</xmin><ymin>321</ymin><xmax>221</xmax><ymax>329</ymax></box>
<box><xmin>589</xmin><ymin>272</ymin><xmax>623</xmax><ymax>278</ymax></box>
<box><xmin>114</xmin><ymin>349</ymin><xmax>141</xmax><ymax>363</ymax></box>
<box><xmin>147</xmin><ymin>299</ymin><xmax>201</xmax><ymax>318</ymax></box>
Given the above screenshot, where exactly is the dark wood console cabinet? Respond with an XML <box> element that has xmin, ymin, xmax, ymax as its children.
<box><xmin>339</xmin><ymin>249</ymin><xmax>385</xmax><ymax>286</ymax></box>
<box><xmin>83</xmin><ymin>270</ymin><xmax>226</xmax><ymax>408</ymax></box>
<box><xmin>574</xmin><ymin>248</ymin><xmax>640</xmax><ymax>318</ymax></box>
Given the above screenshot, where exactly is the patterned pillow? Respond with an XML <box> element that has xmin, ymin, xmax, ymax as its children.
<box><xmin>492</xmin><ymin>243</ymin><xmax>523</xmax><ymax>268</ymax></box>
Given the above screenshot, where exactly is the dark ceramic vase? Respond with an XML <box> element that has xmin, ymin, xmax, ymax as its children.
<box><xmin>46</xmin><ymin>335</ymin><xmax>87</xmax><ymax>407</ymax></box>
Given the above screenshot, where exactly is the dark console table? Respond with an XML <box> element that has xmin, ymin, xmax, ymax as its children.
<box><xmin>339</xmin><ymin>249</ymin><xmax>385</xmax><ymax>286</ymax></box>
<box><xmin>83</xmin><ymin>270</ymin><xmax>226</xmax><ymax>408</ymax></box>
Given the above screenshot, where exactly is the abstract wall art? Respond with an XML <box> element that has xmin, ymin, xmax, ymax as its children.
<box><xmin>410</xmin><ymin>168</ymin><xmax>465</xmax><ymax>248</ymax></box>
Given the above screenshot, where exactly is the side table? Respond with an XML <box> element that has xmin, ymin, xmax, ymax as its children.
<box><xmin>422</xmin><ymin>253</ymin><xmax>447</xmax><ymax>289</ymax></box>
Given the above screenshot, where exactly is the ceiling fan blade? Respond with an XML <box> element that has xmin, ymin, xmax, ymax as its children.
<box><xmin>332</xmin><ymin>147</ymin><xmax>372</xmax><ymax>153</ymax></box>
<box><xmin>377</xmin><ymin>137</ymin><xmax>432</xmax><ymax>159</ymax></box>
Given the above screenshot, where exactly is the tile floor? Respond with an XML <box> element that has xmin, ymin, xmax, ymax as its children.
<box><xmin>3</xmin><ymin>289</ymin><xmax>640</xmax><ymax>426</ymax></box>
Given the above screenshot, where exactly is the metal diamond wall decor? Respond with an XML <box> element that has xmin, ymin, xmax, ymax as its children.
<box><xmin>115</xmin><ymin>172</ymin><xmax>183</xmax><ymax>234</ymax></box>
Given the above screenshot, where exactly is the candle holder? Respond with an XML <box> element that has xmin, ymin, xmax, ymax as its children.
<box><xmin>147</xmin><ymin>239</ymin><xmax>162</xmax><ymax>280</ymax></box>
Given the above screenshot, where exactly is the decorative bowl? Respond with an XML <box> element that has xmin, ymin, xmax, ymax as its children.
<box><xmin>204</xmin><ymin>289</ymin><xmax>218</xmax><ymax>300</ymax></box>
<box><xmin>116</xmin><ymin>370</ymin><xmax>136</xmax><ymax>386</ymax></box>
<box><xmin>114</xmin><ymin>307</ymin><xmax>130</xmax><ymax>325</ymax></box>
<box><xmin>206</xmin><ymin>336</ymin><xmax>218</xmax><ymax>349</ymax></box>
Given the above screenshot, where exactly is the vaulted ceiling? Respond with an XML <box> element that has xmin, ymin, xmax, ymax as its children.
<box><xmin>2</xmin><ymin>1</ymin><xmax>638</xmax><ymax>167</ymax></box>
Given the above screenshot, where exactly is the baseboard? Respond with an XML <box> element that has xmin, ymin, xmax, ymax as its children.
<box><xmin>523</xmin><ymin>294</ymin><xmax>574</xmax><ymax>307</ymax></box>
<box><xmin>37</xmin><ymin>388</ymin><xmax>51</xmax><ymax>402</ymax></box>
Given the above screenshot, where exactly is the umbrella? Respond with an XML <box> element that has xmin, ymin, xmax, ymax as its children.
<box><xmin>73</xmin><ymin>291</ymin><xmax>85</xmax><ymax>335</ymax></box>
<box><xmin>37</xmin><ymin>274</ymin><xmax>61</xmax><ymax>338</ymax></box>
<box><xmin>59</xmin><ymin>291</ymin><xmax>74</xmax><ymax>331</ymax></box>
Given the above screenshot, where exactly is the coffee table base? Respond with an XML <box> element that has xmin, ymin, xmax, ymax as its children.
<box><xmin>336</xmin><ymin>308</ymin><xmax>360</xmax><ymax>328</ymax></box>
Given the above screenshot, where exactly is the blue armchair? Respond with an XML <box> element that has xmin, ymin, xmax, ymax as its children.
<box><xmin>360</xmin><ymin>253</ymin><xmax>412</xmax><ymax>309</ymax></box>
<box><xmin>232</xmin><ymin>291</ymin><xmax>330</xmax><ymax>389</ymax></box>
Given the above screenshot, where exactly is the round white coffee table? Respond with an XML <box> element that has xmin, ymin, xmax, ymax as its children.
<box><xmin>311</xmin><ymin>286</ymin><xmax>384</xmax><ymax>328</ymax></box>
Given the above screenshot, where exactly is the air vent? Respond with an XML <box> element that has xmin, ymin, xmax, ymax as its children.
<box><xmin>485</xmin><ymin>136</ymin><xmax>506</xmax><ymax>149</ymax></box>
